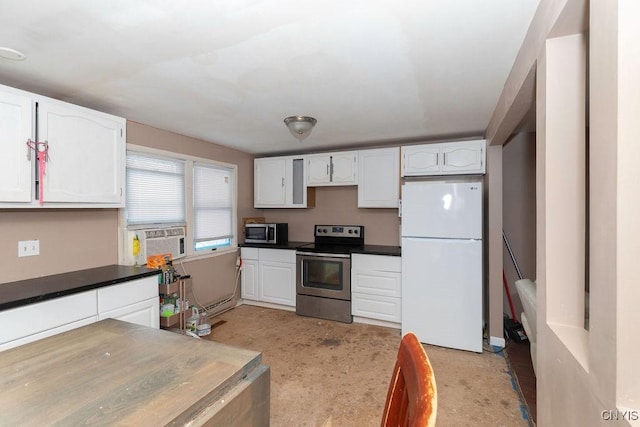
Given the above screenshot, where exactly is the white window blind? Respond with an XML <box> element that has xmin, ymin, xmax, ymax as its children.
<box><xmin>193</xmin><ymin>163</ymin><xmax>233</xmax><ymax>249</ymax></box>
<box><xmin>126</xmin><ymin>153</ymin><xmax>185</xmax><ymax>226</ymax></box>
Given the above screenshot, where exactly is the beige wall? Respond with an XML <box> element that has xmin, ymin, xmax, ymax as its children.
<box><xmin>1</xmin><ymin>121</ymin><xmax>260</xmax><ymax>316</ymax></box>
<box><xmin>502</xmin><ymin>132</ymin><xmax>536</xmax><ymax>318</ymax></box>
<box><xmin>261</xmin><ymin>186</ymin><xmax>400</xmax><ymax>246</ymax></box>
<box><xmin>0</xmin><ymin>209</ymin><xmax>119</xmax><ymax>283</ymax></box>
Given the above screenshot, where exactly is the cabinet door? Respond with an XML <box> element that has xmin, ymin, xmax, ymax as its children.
<box><xmin>0</xmin><ymin>88</ymin><xmax>33</xmax><ymax>203</ymax></box>
<box><xmin>254</xmin><ymin>157</ymin><xmax>287</xmax><ymax>206</ymax></box>
<box><xmin>286</xmin><ymin>157</ymin><xmax>308</xmax><ymax>207</ymax></box>
<box><xmin>259</xmin><ymin>261</ymin><xmax>295</xmax><ymax>307</ymax></box>
<box><xmin>97</xmin><ymin>276</ymin><xmax>158</xmax><ymax>314</ymax></box>
<box><xmin>0</xmin><ymin>290</ymin><xmax>97</xmax><ymax>348</ymax></box>
<box><xmin>330</xmin><ymin>151</ymin><xmax>358</xmax><ymax>185</ymax></box>
<box><xmin>37</xmin><ymin>98</ymin><xmax>125</xmax><ymax>205</ymax></box>
<box><xmin>401</xmin><ymin>145</ymin><xmax>440</xmax><ymax>176</ymax></box>
<box><xmin>241</xmin><ymin>260</ymin><xmax>259</xmax><ymax>300</ymax></box>
<box><xmin>358</xmin><ymin>147</ymin><xmax>399</xmax><ymax>208</ymax></box>
<box><xmin>352</xmin><ymin>293</ymin><xmax>401</xmax><ymax>323</ymax></box>
<box><xmin>440</xmin><ymin>140</ymin><xmax>485</xmax><ymax>174</ymax></box>
<box><xmin>306</xmin><ymin>155</ymin><xmax>331</xmax><ymax>186</ymax></box>
<box><xmin>98</xmin><ymin>298</ymin><xmax>159</xmax><ymax>328</ymax></box>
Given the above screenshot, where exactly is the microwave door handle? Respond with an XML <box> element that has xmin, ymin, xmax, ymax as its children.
<box><xmin>267</xmin><ymin>225</ymin><xmax>274</xmax><ymax>241</ymax></box>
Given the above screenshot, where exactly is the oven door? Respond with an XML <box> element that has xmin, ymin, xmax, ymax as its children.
<box><xmin>296</xmin><ymin>252</ymin><xmax>351</xmax><ymax>301</ymax></box>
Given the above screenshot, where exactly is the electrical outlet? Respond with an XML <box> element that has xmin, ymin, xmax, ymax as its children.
<box><xmin>18</xmin><ymin>240</ymin><xmax>40</xmax><ymax>257</ymax></box>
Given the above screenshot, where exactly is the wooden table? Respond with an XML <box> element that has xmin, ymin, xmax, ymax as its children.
<box><xmin>0</xmin><ymin>319</ymin><xmax>270</xmax><ymax>426</ymax></box>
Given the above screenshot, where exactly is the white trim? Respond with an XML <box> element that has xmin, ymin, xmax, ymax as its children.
<box><xmin>490</xmin><ymin>335</ymin><xmax>506</xmax><ymax>348</ymax></box>
<box><xmin>239</xmin><ymin>299</ymin><xmax>296</xmax><ymax>312</ymax></box>
<box><xmin>353</xmin><ymin>316</ymin><xmax>400</xmax><ymax>330</ymax></box>
<box><xmin>119</xmin><ymin>143</ymin><xmax>239</xmax><ymax>265</ymax></box>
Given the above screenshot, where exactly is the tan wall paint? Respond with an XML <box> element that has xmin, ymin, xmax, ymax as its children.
<box><xmin>0</xmin><ymin>209</ymin><xmax>118</xmax><ymax>283</ymax></box>
<box><xmin>260</xmin><ymin>186</ymin><xmax>400</xmax><ymax>246</ymax></box>
<box><xmin>1</xmin><ymin>121</ymin><xmax>260</xmax><ymax>316</ymax></box>
<box><xmin>502</xmin><ymin>132</ymin><xmax>536</xmax><ymax>318</ymax></box>
<box><xmin>486</xmin><ymin>146</ymin><xmax>503</xmax><ymax>342</ymax></box>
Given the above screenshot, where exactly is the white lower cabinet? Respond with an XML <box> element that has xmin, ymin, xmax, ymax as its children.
<box><xmin>351</xmin><ymin>254</ymin><xmax>401</xmax><ymax>325</ymax></box>
<box><xmin>0</xmin><ymin>290</ymin><xmax>98</xmax><ymax>351</ymax></box>
<box><xmin>0</xmin><ymin>276</ymin><xmax>159</xmax><ymax>352</ymax></box>
<box><xmin>241</xmin><ymin>247</ymin><xmax>296</xmax><ymax>308</ymax></box>
<box><xmin>97</xmin><ymin>276</ymin><xmax>159</xmax><ymax>328</ymax></box>
<box><xmin>241</xmin><ymin>258</ymin><xmax>259</xmax><ymax>300</ymax></box>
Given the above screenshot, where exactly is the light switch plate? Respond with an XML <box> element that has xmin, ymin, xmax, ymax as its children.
<box><xmin>18</xmin><ymin>240</ymin><xmax>39</xmax><ymax>257</ymax></box>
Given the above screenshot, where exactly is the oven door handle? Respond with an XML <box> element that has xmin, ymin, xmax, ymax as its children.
<box><xmin>296</xmin><ymin>251</ymin><xmax>351</xmax><ymax>259</ymax></box>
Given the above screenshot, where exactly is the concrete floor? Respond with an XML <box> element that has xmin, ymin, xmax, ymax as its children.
<box><xmin>204</xmin><ymin>305</ymin><xmax>529</xmax><ymax>427</ymax></box>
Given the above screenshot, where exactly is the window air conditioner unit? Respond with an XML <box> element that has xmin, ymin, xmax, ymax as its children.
<box><xmin>127</xmin><ymin>227</ymin><xmax>186</xmax><ymax>266</ymax></box>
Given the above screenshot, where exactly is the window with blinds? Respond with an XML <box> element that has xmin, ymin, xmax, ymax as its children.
<box><xmin>124</xmin><ymin>148</ymin><xmax>236</xmax><ymax>257</ymax></box>
<box><xmin>126</xmin><ymin>153</ymin><xmax>185</xmax><ymax>226</ymax></box>
<box><xmin>193</xmin><ymin>163</ymin><xmax>233</xmax><ymax>251</ymax></box>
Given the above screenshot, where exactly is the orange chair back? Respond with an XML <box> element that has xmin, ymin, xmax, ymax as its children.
<box><xmin>381</xmin><ymin>332</ymin><xmax>437</xmax><ymax>427</ymax></box>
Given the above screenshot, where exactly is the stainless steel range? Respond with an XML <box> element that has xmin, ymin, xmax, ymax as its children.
<box><xmin>296</xmin><ymin>225</ymin><xmax>364</xmax><ymax>323</ymax></box>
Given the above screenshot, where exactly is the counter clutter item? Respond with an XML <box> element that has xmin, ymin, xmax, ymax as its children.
<box><xmin>158</xmin><ymin>275</ymin><xmax>193</xmax><ymax>334</ymax></box>
<box><xmin>0</xmin><ymin>319</ymin><xmax>270</xmax><ymax>425</ymax></box>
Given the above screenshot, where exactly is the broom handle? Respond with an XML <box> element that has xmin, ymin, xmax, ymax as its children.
<box><xmin>503</xmin><ymin>231</ymin><xmax>523</xmax><ymax>280</ymax></box>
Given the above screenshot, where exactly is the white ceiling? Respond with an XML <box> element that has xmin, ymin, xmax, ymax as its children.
<box><xmin>0</xmin><ymin>1</ymin><xmax>538</xmax><ymax>155</ymax></box>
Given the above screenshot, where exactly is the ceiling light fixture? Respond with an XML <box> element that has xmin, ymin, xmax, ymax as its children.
<box><xmin>0</xmin><ymin>47</ymin><xmax>26</xmax><ymax>61</ymax></box>
<box><xmin>284</xmin><ymin>116</ymin><xmax>317</xmax><ymax>141</ymax></box>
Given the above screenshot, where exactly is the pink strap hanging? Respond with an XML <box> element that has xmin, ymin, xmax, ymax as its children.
<box><xmin>26</xmin><ymin>139</ymin><xmax>49</xmax><ymax>205</ymax></box>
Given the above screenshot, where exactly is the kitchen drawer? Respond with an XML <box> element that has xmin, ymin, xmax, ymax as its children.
<box><xmin>259</xmin><ymin>248</ymin><xmax>296</xmax><ymax>264</ymax></box>
<box><xmin>0</xmin><ymin>290</ymin><xmax>97</xmax><ymax>344</ymax></box>
<box><xmin>351</xmin><ymin>270</ymin><xmax>401</xmax><ymax>298</ymax></box>
<box><xmin>0</xmin><ymin>316</ymin><xmax>97</xmax><ymax>352</ymax></box>
<box><xmin>241</xmin><ymin>247</ymin><xmax>259</xmax><ymax>260</ymax></box>
<box><xmin>351</xmin><ymin>253</ymin><xmax>401</xmax><ymax>272</ymax></box>
<box><xmin>352</xmin><ymin>293</ymin><xmax>401</xmax><ymax>323</ymax></box>
<box><xmin>97</xmin><ymin>276</ymin><xmax>157</xmax><ymax>313</ymax></box>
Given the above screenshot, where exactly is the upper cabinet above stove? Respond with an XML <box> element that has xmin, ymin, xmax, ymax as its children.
<box><xmin>306</xmin><ymin>151</ymin><xmax>358</xmax><ymax>186</ymax></box>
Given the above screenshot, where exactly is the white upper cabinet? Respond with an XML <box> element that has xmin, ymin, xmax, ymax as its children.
<box><xmin>402</xmin><ymin>139</ymin><xmax>486</xmax><ymax>176</ymax></box>
<box><xmin>38</xmin><ymin>98</ymin><xmax>125</xmax><ymax>205</ymax></box>
<box><xmin>0</xmin><ymin>83</ymin><xmax>126</xmax><ymax>208</ymax></box>
<box><xmin>254</xmin><ymin>157</ymin><xmax>287</xmax><ymax>206</ymax></box>
<box><xmin>254</xmin><ymin>155</ymin><xmax>309</xmax><ymax>208</ymax></box>
<box><xmin>307</xmin><ymin>151</ymin><xmax>358</xmax><ymax>186</ymax></box>
<box><xmin>358</xmin><ymin>147</ymin><xmax>399</xmax><ymax>208</ymax></box>
<box><xmin>0</xmin><ymin>88</ymin><xmax>33</xmax><ymax>202</ymax></box>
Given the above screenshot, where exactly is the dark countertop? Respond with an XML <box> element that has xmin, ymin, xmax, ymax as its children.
<box><xmin>0</xmin><ymin>265</ymin><xmax>161</xmax><ymax>311</ymax></box>
<box><xmin>351</xmin><ymin>245</ymin><xmax>402</xmax><ymax>257</ymax></box>
<box><xmin>241</xmin><ymin>241</ymin><xmax>401</xmax><ymax>257</ymax></box>
<box><xmin>240</xmin><ymin>241</ymin><xmax>311</xmax><ymax>250</ymax></box>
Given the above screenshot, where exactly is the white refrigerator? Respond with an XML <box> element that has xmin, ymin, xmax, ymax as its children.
<box><xmin>401</xmin><ymin>180</ymin><xmax>483</xmax><ymax>352</ymax></box>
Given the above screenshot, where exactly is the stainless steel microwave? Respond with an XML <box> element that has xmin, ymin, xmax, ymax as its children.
<box><xmin>245</xmin><ymin>223</ymin><xmax>288</xmax><ymax>244</ymax></box>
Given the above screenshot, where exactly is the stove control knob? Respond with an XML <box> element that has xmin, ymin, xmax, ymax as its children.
<box><xmin>348</xmin><ymin>229</ymin><xmax>353</xmax><ymax>234</ymax></box>
<box><xmin>353</xmin><ymin>229</ymin><xmax>359</xmax><ymax>234</ymax></box>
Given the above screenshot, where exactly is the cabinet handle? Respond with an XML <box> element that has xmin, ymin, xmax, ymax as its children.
<box><xmin>443</xmin><ymin>152</ymin><xmax>447</xmax><ymax>165</ymax></box>
<box><xmin>326</xmin><ymin>164</ymin><xmax>329</xmax><ymax>175</ymax></box>
<box><xmin>282</xmin><ymin>177</ymin><xmax>285</xmax><ymax>187</ymax></box>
